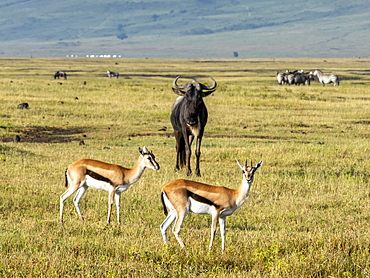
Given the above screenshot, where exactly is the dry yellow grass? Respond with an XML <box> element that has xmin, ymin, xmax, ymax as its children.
<box><xmin>1</xmin><ymin>58</ymin><xmax>370</xmax><ymax>277</ymax></box>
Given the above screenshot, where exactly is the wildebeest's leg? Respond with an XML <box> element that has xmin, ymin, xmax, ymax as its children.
<box><xmin>174</xmin><ymin>130</ymin><xmax>183</xmax><ymax>172</ymax></box>
<box><xmin>185</xmin><ymin>133</ymin><xmax>194</xmax><ymax>176</ymax></box>
<box><xmin>195</xmin><ymin>135</ymin><xmax>202</xmax><ymax>177</ymax></box>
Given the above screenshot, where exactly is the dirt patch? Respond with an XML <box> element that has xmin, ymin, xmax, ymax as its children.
<box><xmin>128</xmin><ymin>132</ymin><xmax>289</xmax><ymax>141</ymax></box>
<box><xmin>1</xmin><ymin>126</ymin><xmax>88</xmax><ymax>143</ymax></box>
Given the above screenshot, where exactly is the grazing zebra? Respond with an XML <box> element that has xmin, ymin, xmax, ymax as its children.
<box><xmin>276</xmin><ymin>72</ymin><xmax>286</xmax><ymax>85</ymax></box>
<box><xmin>107</xmin><ymin>70</ymin><xmax>119</xmax><ymax>78</ymax></box>
<box><xmin>313</xmin><ymin>69</ymin><xmax>339</xmax><ymax>86</ymax></box>
<box><xmin>54</xmin><ymin>71</ymin><xmax>67</xmax><ymax>79</ymax></box>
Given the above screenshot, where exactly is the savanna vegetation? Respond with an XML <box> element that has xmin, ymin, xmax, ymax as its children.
<box><xmin>1</xmin><ymin>58</ymin><xmax>370</xmax><ymax>277</ymax></box>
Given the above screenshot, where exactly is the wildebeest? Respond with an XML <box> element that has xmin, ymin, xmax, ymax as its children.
<box><xmin>107</xmin><ymin>70</ymin><xmax>119</xmax><ymax>78</ymax></box>
<box><xmin>54</xmin><ymin>71</ymin><xmax>67</xmax><ymax>79</ymax></box>
<box><xmin>313</xmin><ymin>69</ymin><xmax>339</xmax><ymax>86</ymax></box>
<box><xmin>285</xmin><ymin>70</ymin><xmax>298</xmax><ymax>85</ymax></box>
<box><xmin>17</xmin><ymin>103</ymin><xmax>29</xmax><ymax>109</ymax></box>
<box><xmin>294</xmin><ymin>71</ymin><xmax>314</xmax><ymax>86</ymax></box>
<box><xmin>277</xmin><ymin>70</ymin><xmax>313</xmax><ymax>86</ymax></box>
<box><xmin>170</xmin><ymin>75</ymin><xmax>217</xmax><ymax>177</ymax></box>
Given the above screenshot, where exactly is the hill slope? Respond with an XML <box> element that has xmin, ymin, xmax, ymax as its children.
<box><xmin>0</xmin><ymin>0</ymin><xmax>369</xmax><ymax>58</ymax></box>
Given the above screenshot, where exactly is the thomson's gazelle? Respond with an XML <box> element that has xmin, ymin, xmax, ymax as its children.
<box><xmin>60</xmin><ymin>146</ymin><xmax>160</xmax><ymax>224</ymax></box>
<box><xmin>160</xmin><ymin>159</ymin><xmax>262</xmax><ymax>250</ymax></box>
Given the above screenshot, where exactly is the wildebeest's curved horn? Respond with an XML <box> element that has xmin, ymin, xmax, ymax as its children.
<box><xmin>173</xmin><ymin>75</ymin><xmax>187</xmax><ymax>89</ymax></box>
<box><xmin>201</xmin><ymin>77</ymin><xmax>217</xmax><ymax>90</ymax></box>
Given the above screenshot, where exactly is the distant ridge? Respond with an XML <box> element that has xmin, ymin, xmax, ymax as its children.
<box><xmin>0</xmin><ymin>0</ymin><xmax>368</xmax><ymax>58</ymax></box>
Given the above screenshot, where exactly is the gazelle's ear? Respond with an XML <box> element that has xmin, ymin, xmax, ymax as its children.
<box><xmin>236</xmin><ymin>159</ymin><xmax>244</xmax><ymax>170</ymax></box>
<box><xmin>255</xmin><ymin>160</ymin><xmax>263</xmax><ymax>170</ymax></box>
<box><xmin>139</xmin><ymin>146</ymin><xmax>148</xmax><ymax>155</ymax></box>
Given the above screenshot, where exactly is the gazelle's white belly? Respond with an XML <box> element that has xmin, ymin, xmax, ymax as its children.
<box><xmin>85</xmin><ymin>176</ymin><xmax>111</xmax><ymax>191</ymax></box>
<box><xmin>188</xmin><ymin>197</ymin><xmax>238</xmax><ymax>216</ymax></box>
<box><xmin>84</xmin><ymin>176</ymin><xmax>129</xmax><ymax>193</ymax></box>
<box><xmin>189</xmin><ymin>197</ymin><xmax>214</xmax><ymax>215</ymax></box>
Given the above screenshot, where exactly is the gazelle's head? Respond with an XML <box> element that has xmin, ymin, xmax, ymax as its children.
<box><xmin>138</xmin><ymin>146</ymin><xmax>160</xmax><ymax>171</ymax></box>
<box><xmin>236</xmin><ymin>159</ymin><xmax>263</xmax><ymax>182</ymax></box>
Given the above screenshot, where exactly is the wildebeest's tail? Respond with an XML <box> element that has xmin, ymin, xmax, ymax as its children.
<box><xmin>160</xmin><ymin>192</ymin><xmax>168</xmax><ymax>216</ymax></box>
<box><xmin>64</xmin><ymin>169</ymin><xmax>69</xmax><ymax>187</ymax></box>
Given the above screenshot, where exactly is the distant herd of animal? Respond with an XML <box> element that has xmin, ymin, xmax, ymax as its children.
<box><xmin>276</xmin><ymin>69</ymin><xmax>339</xmax><ymax>86</ymax></box>
<box><xmin>55</xmin><ymin>68</ymin><xmax>340</xmax><ymax>86</ymax></box>
<box><xmin>53</xmin><ymin>70</ymin><xmax>119</xmax><ymax>80</ymax></box>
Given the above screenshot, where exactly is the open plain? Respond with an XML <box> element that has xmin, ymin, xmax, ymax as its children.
<box><xmin>1</xmin><ymin>58</ymin><xmax>370</xmax><ymax>277</ymax></box>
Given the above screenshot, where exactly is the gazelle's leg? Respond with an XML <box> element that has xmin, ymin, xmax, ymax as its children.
<box><xmin>114</xmin><ymin>192</ymin><xmax>121</xmax><ymax>224</ymax></box>
<box><xmin>209</xmin><ymin>211</ymin><xmax>220</xmax><ymax>250</ymax></box>
<box><xmin>160</xmin><ymin>211</ymin><xmax>176</xmax><ymax>244</ymax></box>
<box><xmin>106</xmin><ymin>189</ymin><xmax>115</xmax><ymax>224</ymax></box>
<box><xmin>219</xmin><ymin>216</ymin><xmax>226</xmax><ymax>251</ymax></box>
<box><xmin>60</xmin><ymin>183</ymin><xmax>80</xmax><ymax>223</ymax></box>
<box><xmin>172</xmin><ymin>210</ymin><xmax>188</xmax><ymax>248</ymax></box>
<box><xmin>73</xmin><ymin>184</ymin><xmax>88</xmax><ymax>222</ymax></box>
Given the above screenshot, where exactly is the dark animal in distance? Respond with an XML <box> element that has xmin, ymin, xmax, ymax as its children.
<box><xmin>285</xmin><ymin>70</ymin><xmax>298</xmax><ymax>85</ymax></box>
<box><xmin>54</xmin><ymin>71</ymin><xmax>67</xmax><ymax>79</ymax></box>
<box><xmin>294</xmin><ymin>70</ymin><xmax>314</xmax><ymax>86</ymax></box>
<box><xmin>17</xmin><ymin>103</ymin><xmax>29</xmax><ymax>109</ymax></box>
<box><xmin>170</xmin><ymin>75</ymin><xmax>217</xmax><ymax>177</ymax></box>
<box><xmin>107</xmin><ymin>70</ymin><xmax>119</xmax><ymax>78</ymax></box>
<box><xmin>276</xmin><ymin>70</ymin><xmax>313</xmax><ymax>86</ymax></box>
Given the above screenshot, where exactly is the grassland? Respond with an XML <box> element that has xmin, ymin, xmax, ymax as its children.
<box><xmin>1</xmin><ymin>57</ymin><xmax>370</xmax><ymax>277</ymax></box>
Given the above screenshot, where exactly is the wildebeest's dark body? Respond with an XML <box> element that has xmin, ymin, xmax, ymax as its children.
<box><xmin>54</xmin><ymin>71</ymin><xmax>67</xmax><ymax>79</ymax></box>
<box><xmin>17</xmin><ymin>103</ymin><xmax>29</xmax><ymax>109</ymax></box>
<box><xmin>170</xmin><ymin>76</ymin><xmax>217</xmax><ymax>177</ymax></box>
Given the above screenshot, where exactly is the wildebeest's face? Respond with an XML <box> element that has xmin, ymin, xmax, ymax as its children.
<box><xmin>182</xmin><ymin>84</ymin><xmax>203</xmax><ymax>126</ymax></box>
<box><xmin>172</xmin><ymin>76</ymin><xmax>217</xmax><ymax>126</ymax></box>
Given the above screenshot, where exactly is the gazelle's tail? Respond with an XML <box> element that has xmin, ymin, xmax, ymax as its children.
<box><xmin>64</xmin><ymin>169</ymin><xmax>69</xmax><ymax>188</ymax></box>
<box><xmin>160</xmin><ymin>192</ymin><xmax>168</xmax><ymax>216</ymax></box>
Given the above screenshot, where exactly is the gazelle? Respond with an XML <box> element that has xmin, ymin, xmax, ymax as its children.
<box><xmin>160</xmin><ymin>159</ymin><xmax>262</xmax><ymax>250</ymax></box>
<box><xmin>60</xmin><ymin>146</ymin><xmax>160</xmax><ymax>224</ymax></box>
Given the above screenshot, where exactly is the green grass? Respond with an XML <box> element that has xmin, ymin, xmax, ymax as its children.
<box><xmin>1</xmin><ymin>58</ymin><xmax>370</xmax><ymax>277</ymax></box>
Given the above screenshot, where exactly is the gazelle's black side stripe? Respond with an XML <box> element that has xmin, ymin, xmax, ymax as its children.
<box><xmin>187</xmin><ymin>190</ymin><xmax>220</xmax><ymax>209</ymax></box>
<box><xmin>86</xmin><ymin>170</ymin><xmax>114</xmax><ymax>185</ymax></box>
